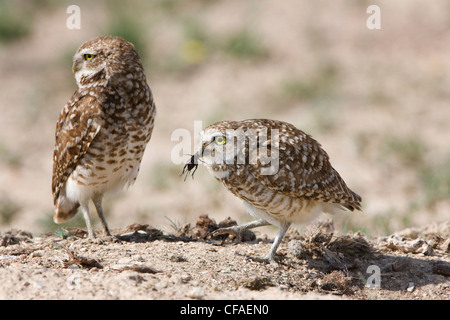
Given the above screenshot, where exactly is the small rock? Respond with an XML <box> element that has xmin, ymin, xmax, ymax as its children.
<box><xmin>188</xmin><ymin>287</ymin><xmax>205</xmax><ymax>299</ymax></box>
<box><xmin>133</xmin><ymin>255</ymin><xmax>145</xmax><ymax>262</ymax></box>
<box><xmin>407</xmin><ymin>282</ymin><xmax>415</xmax><ymax>292</ymax></box>
<box><xmin>181</xmin><ymin>274</ymin><xmax>192</xmax><ymax>282</ymax></box>
<box><xmin>30</xmin><ymin>251</ymin><xmax>44</xmax><ymax>258</ymax></box>
<box><xmin>118</xmin><ymin>257</ymin><xmax>132</xmax><ymax>265</ymax></box>
<box><xmin>279</xmin><ymin>284</ymin><xmax>289</xmax><ymax>290</ymax></box>
<box><xmin>288</xmin><ymin>240</ymin><xmax>305</xmax><ymax>259</ymax></box>
<box><xmin>111</xmin><ymin>264</ymin><xmax>124</xmax><ymax>271</ymax></box>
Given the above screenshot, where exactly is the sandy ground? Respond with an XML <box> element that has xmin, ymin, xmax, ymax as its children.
<box><xmin>0</xmin><ymin>0</ymin><xmax>449</xmax><ymax>301</ymax></box>
<box><xmin>1</xmin><ymin>218</ymin><xmax>449</xmax><ymax>300</ymax></box>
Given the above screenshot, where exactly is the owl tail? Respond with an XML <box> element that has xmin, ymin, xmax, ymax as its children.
<box><xmin>53</xmin><ymin>195</ymin><xmax>80</xmax><ymax>224</ymax></box>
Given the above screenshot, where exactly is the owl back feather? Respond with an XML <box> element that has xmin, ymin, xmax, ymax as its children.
<box><xmin>52</xmin><ymin>93</ymin><xmax>103</xmax><ymax>205</ymax></box>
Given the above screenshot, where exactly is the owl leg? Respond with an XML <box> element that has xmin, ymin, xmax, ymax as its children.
<box><xmin>212</xmin><ymin>219</ymin><xmax>270</xmax><ymax>239</ymax></box>
<box><xmin>264</xmin><ymin>222</ymin><xmax>291</xmax><ymax>262</ymax></box>
<box><xmin>245</xmin><ymin>222</ymin><xmax>291</xmax><ymax>264</ymax></box>
<box><xmin>93</xmin><ymin>197</ymin><xmax>111</xmax><ymax>237</ymax></box>
<box><xmin>80</xmin><ymin>204</ymin><xmax>95</xmax><ymax>239</ymax></box>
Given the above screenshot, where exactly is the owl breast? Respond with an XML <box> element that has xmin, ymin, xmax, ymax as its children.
<box><xmin>219</xmin><ymin>167</ymin><xmax>335</xmax><ymax>225</ymax></box>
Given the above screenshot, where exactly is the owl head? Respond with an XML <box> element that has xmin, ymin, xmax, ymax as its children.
<box><xmin>196</xmin><ymin>121</ymin><xmax>262</xmax><ymax>169</ymax></box>
<box><xmin>72</xmin><ymin>36</ymin><xmax>144</xmax><ymax>88</ymax></box>
<box><xmin>183</xmin><ymin>120</ymin><xmax>280</xmax><ymax>179</ymax></box>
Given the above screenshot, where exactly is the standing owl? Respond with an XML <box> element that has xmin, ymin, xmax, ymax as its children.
<box><xmin>52</xmin><ymin>36</ymin><xmax>156</xmax><ymax>239</ymax></box>
<box><xmin>183</xmin><ymin>119</ymin><xmax>361</xmax><ymax>262</ymax></box>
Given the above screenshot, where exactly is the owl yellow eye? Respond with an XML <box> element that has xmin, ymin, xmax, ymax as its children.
<box><xmin>214</xmin><ymin>136</ymin><xmax>226</xmax><ymax>145</ymax></box>
<box><xmin>84</xmin><ymin>54</ymin><xmax>96</xmax><ymax>61</ymax></box>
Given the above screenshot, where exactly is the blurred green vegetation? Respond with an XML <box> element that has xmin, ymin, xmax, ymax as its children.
<box><xmin>179</xmin><ymin>16</ymin><xmax>209</xmax><ymax>65</ymax></box>
<box><xmin>53</xmin><ymin>227</ymin><xmax>74</xmax><ymax>240</ymax></box>
<box><xmin>99</xmin><ymin>1</ymin><xmax>270</xmax><ymax>74</ymax></box>
<box><xmin>221</xmin><ymin>29</ymin><xmax>267</xmax><ymax>60</ymax></box>
<box><xmin>0</xmin><ymin>143</ymin><xmax>23</xmax><ymax>168</ymax></box>
<box><xmin>378</xmin><ymin>135</ymin><xmax>449</xmax><ymax>222</ymax></box>
<box><xmin>382</xmin><ymin>136</ymin><xmax>427</xmax><ymax>168</ymax></box>
<box><xmin>104</xmin><ymin>1</ymin><xmax>150</xmax><ymax>63</ymax></box>
<box><xmin>420</xmin><ymin>157</ymin><xmax>450</xmax><ymax>208</ymax></box>
<box><xmin>0</xmin><ymin>1</ymin><xmax>33</xmax><ymax>43</ymax></box>
<box><xmin>0</xmin><ymin>197</ymin><xmax>20</xmax><ymax>224</ymax></box>
<box><xmin>274</xmin><ymin>63</ymin><xmax>339</xmax><ymax>107</ymax></box>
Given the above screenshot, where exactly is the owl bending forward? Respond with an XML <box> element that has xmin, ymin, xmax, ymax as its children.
<box><xmin>184</xmin><ymin>119</ymin><xmax>361</xmax><ymax>263</ymax></box>
<box><xmin>52</xmin><ymin>36</ymin><xmax>156</xmax><ymax>238</ymax></box>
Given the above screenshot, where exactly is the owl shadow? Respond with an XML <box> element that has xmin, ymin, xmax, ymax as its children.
<box><xmin>110</xmin><ymin>215</ymin><xmax>258</xmax><ymax>244</ymax></box>
<box><xmin>62</xmin><ymin>216</ymin><xmax>254</xmax><ymax>243</ymax></box>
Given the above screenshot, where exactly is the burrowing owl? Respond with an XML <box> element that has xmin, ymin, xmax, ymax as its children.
<box><xmin>183</xmin><ymin>119</ymin><xmax>361</xmax><ymax>262</ymax></box>
<box><xmin>52</xmin><ymin>36</ymin><xmax>156</xmax><ymax>238</ymax></box>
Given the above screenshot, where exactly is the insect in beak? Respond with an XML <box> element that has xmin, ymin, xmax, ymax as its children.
<box><xmin>181</xmin><ymin>154</ymin><xmax>199</xmax><ymax>181</ymax></box>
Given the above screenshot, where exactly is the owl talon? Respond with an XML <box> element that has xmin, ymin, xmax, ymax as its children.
<box><xmin>213</xmin><ymin>227</ymin><xmax>239</xmax><ymax>237</ymax></box>
<box><xmin>245</xmin><ymin>255</ymin><xmax>278</xmax><ymax>265</ymax></box>
<box><xmin>212</xmin><ymin>227</ymin><xmax>241</xmax><ymax>241</ymax></box>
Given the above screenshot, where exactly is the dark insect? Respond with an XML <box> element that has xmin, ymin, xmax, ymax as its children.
<box><xmin>181</xmin><ymin>155</ymin><xmax>198</xmax><ymax>181</ymax></box>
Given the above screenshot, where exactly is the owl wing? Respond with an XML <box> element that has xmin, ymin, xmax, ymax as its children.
<box><xmin>52</xmin><ymin>93</ymin><xmax>103</xmax><ymax>204</ymax></box>
<box><xmin>247</xmin><ymin>124</ymin><xmax>361</xmax><ymax>211</ymax></box>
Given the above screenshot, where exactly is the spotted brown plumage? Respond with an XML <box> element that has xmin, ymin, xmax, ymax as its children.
<box><xmin>52</xmin><ymin>36</ymin><xmax>156</xmax><ymax>238</ymax></box>
<box><xmin>184</xmin><ymin>119</ymin><xmax>361</xmax><ymax>262</ymax></box>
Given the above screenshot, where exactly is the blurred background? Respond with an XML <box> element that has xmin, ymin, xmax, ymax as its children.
<box><xmin>0</xmin><ymin>0</ymin><xmax>449</xmax><ymax>238</ymax></box>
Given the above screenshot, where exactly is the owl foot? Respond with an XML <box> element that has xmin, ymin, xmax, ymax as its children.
<box><xmin>212</xmin><ymin>226</ymin><xmax>240</xmax><ymax>239</ymax></box>
<box><xmin>212</xmin><ymin>219</ymin><xmax>270</xmax><ymax>241</ymax></box>
<box><xmin>245</xmin><ymin>255</ymin><xmax>278</xmax><ymax>265</ymax></box>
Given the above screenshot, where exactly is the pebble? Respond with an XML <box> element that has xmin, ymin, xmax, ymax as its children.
<box><xmin>118</xmin><ymin>257</ymin><xmax>132</xmax><ymax>265</ymax></box>
<box><xmin>188</xmin><ymin>287</ymin><xmax>205</xmax><ymax>299</ymax></box>
<box><xmin>181</xmin><ymin>274</ymin><xmax>192</xmax><ymax>282</ymax></box>
<box><xmin>133</xmin><ymin>255</ymin><xmax>145</xmax><ymax>262</ymax></box>
<box><xmin>288</xmin><ymin>240</ymin><xmax>305</xmax><ymax>259</ymax></box>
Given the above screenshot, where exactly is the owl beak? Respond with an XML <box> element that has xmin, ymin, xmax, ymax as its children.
<box><xmin>200</xmin><ymin>141</ymin><xmax>211</xmax><ymax>158</ymax></box>
<box><xmin>72</xmin><ymin>61</ymin><xmax>81</xmax><ymax>74</ymax></box>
